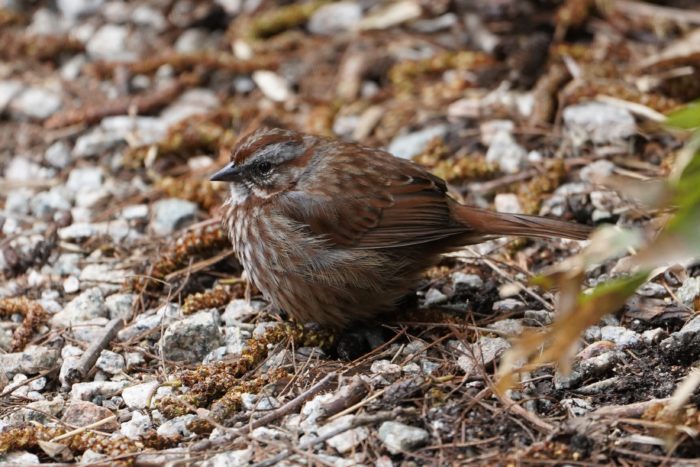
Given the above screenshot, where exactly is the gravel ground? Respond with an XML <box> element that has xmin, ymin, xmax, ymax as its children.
<box><xmin>1</xmin><ymin>0</ymin><xmax>700</xmax><ymax>465</ymax></box>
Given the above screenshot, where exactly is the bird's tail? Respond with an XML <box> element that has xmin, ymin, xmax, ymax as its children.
<box><xmin>453</xmin><ymin>204</ymin><xmax>593</xmax><ymax>241</ymax></box>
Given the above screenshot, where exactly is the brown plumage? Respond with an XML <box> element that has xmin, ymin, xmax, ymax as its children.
<box><xmin>211</xmin><ymin>127</ymin><xmax>592</xmax><ymax>328</ymax></box>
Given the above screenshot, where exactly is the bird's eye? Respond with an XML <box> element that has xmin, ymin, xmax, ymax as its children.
<box><xmin>256</xmin><ymin>161</ymin><xmax>272</xmax><ymax>176</ymax></box>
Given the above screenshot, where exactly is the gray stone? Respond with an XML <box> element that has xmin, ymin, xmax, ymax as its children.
<box><xmin>51</xmin><ymin>287</ymin><xmax>108</xmax><ymax>327</ymax></box>
<box><xmin>45</xmin><ymin>141</ymin><xmax>72</xmax><ymax>168</ymax></box>
<box><xmin>120</xmin><ymin>411</ymin><xmax>152</xmax><ymax>439</ymax></box>
<box><xmin>642</xmin><ymin>328</ymin><xmax>668</xmax><ymax>344</ymax></box>
<box><xmin>121</xmin><ymin>204</ymin><xmax>149</xmax><ymax>221</ymax></box>
<box><xmin>157</xmin><ymin>414</ymin><xmax>197</xmax><ymax>438</ymax></box>
<box><xmin>580</xmin><ymin>159</ymin><xmax>615</xmax><ymax>184</ymax></box>
<box><xmin>492</xmin><ymin>298</ymin><xmax>525</xmax><ymax>313</ymax></box>
<box><xmin>0</xmin><ymin>80</ymin><xmax>23</xmax><ymax>113</ymax></box>
<box><xmin>5</xmin><ymin>188</ymin><xmax>33</xmax><ymax>215</ymax></box>
<box><xmin>5</xmin><ymin>156</ymin><xmax>52</xmax><ymax>181</ymax></box>
<box><xmin>87</xmin><ymin>24</ymin><xmax>137</xmax><ymax>61</ymax></box>
<box><xmin>487</xmin><ymin>319</ymin><xmax>524</xmax><ymax>336</ymax></box>
<box><xmin>486</xmin><ymin>130</ymin><xmax>526</xmax><ymax>174</ymax></box>
<box><xmin>637</xmin><ymin>282</ymin><xmax>667</xmax><ymax>298</ymax></box>
<box><xmin>456</xmin><ymin>337</ymin><xmax>510</xmax><ymax>375</ymax></box>
<box><xmin>122</xmin><ymin>380</ymin><xmax>159</xmax><ymax>410</ymax></box>
<box><xmin>160</xmin><ymin>310</ymin><xmax>223</xmax><ymax>363</ymax></box>
<box><xmin>563</xmin><ymin>102</ymin><xmax>636</xmax><ymax>145</ymax></box>
<box><xmin>678</xmin><ymin>277</ymin><xmax>700</xmax><ymax>307</ymax></box>
<box><xmin>222</xmin><ymin>299</ymin><xmax>264</xmax><ymax>324</ymax></box>
<box><xmin>175</xmin><ymin>28</ymin><xmax>211</xmax><ymax>53</ymax></box>
<box><xmin>0</xmin><ymin>451</ymin><xmax>40</xmax><ymax>465</ymax></box>
<box><xmin>661</xmin><ymin>314</ymin><xmax>700</xmax><ymax>359</ymax></box>
<box><xmin>9</xmin><ymin>87</ymin><xmax>62</xmax><ymax>120</ymax></box>
<box><xmin>131</xmin><ymin>4</ymin><xmax>167</xmax><ymax>31</ymax></box>
<box><xmin>554</xmin><ymin>350</ymin><xmax>625</xmax><ymax>390</ymax></box>
<box><xmin>241</xmin><ymin>393</ymin><xmax>280</xmax><ymax>411</ymax></box>
<box><xmin>600</xmin><ymin>326</ymin><xmax>641</xmax><ymax>349</ymax></box>
<box><xmin>318</xmin><ymin>415</ymin><xmax>369</xmax><ymax>454</ymax></box>
<box><xmin>100</xmin><ymin>115</ymin><xmax>167</xmax><ymax>145</ymax></box>
<box><xmin>480</xmin><ymin>120</ymin><xmax>515</xmax><ymax>146</ymax></box>
<box><xmin>388</xmin><ymin>125</ymin><xmax>448</xmax><ymax>159</ymax></box>
<box><xmin>106</xmin><ymin>293</ymin><xmax>135</xmax><ymax>321</ymax></box>
<box><xmin>252</xmin><ymin>71</ymin><xmax>291</xmax><ymax>102</ymax></box>
<box><xmin>28</xmin><ymin>7</ymin><xmax>66</xmax><ymax>36</ymax></box>
<box><xmin>118</xmin><ymin>304</ymin><xmax>179</xmax><ymax>341</ymax></box>
<box><xmin>0</xmin><ymin>346</ymin><xmax>59</xmax><ymax>378</ymax></box>
<box><xmin>159</xmin><ymin>88</ymin><xmax>220</xmax><ymax>125</ymax></box>
<box><xmin>151</xmin><ymin>198</ymin><xmax>198</xmax><ymax>235</ymax></box>
<box><xmin>494</xmin><ymin>193</ymin><xmax>522</xmax><ymax>214</ymax></box>
<box><xmin>71</xmin><ymin>381</ymin><xmax>128</xmax><ymax>401</ymax></box>
<box><xmin>57</xmin><ymin>0</ymin><xmax>104</xmax><ymax>19</ymax></box>
<box><xmin>80</xmin><ymin>263</ymin><xmax>131</xmax><ymax>286</ymax></box>
<box><xmin>560</xmin><ymin>397</ymin><xmax>593</xmax><ymax>416</ymax></box>
<box><xmin>72</xmin><ymin>129</ymin><xmax>124</xmax><ymax>158</ymax></box>
<box><xmin>524</xmin><ymin>309</ymin><xmax>554</xmax><ymax>326</ymax></box>
<box><xmin>95</xmin><ymin>350</ymin><xmax>125</xmax><ymax>374</ymax></box>
<box><xmin>200</xmin><ymin>449</ymin><xmax>252</xmax><ymax>467</ymax></box>
<box><xmin>70</xmin><ymin>318</ymin><xmax>110</xmax><ymax>343</ymax></box>
<box><xmin>378</xmin><ymin>421</ymin><xmax>429</xmax><ymax>454</ymax></box>
<box><xmin>62</xmin><ymin>400</ymin><xmax>119</xmax><ymax>431</ymax></box>
<box><xmin>424</xmin><ymin>288</ymin><xmax>447</xmax><ymax>306</ymax></box>
<box><xmin>66</xmin><ymin>167</ymin><xmax>104</xmax><ymax>193</ymax></box>
<box><xmin>308</xmin><ymin>2</ymin><xmax>363</xmax><ymax>35</ymax></box>
<box><xmin>29</xmin><ymin>188</ymin><xmax>72</xmax><ymax>220</ymax></box>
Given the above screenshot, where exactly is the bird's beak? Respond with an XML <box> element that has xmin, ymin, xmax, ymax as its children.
<box><xmin>210</xmin><ymin>162</ymin><xmax>241</xmax><ymax>182</ymax></box>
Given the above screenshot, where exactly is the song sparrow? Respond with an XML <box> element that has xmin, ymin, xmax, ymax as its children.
<box><xmin>211</xmin><ymin>127</ymin><xmax>592</xmax><ymax>329</ymax></box>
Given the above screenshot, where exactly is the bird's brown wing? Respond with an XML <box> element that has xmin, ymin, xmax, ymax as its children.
<box><xmin>278</xmin><ymin>156</ymin><xmax>472</xmax><ymax>249</ymax></box>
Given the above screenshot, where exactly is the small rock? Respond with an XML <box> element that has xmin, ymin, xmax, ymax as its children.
<box><xmin>9</xmin><ymin>86</ymin><xmax>62</xmax><ymax>120</ymax></box>
<box><xmin>29</xmin><ymin>187</ymin><xmax>72</xmax><ymax>220</ymax></box>
<box><xmin>485</xmin><ymin>130</ymin><xmax>526</xmax><ymax>174</ymax></box>
<box><xmin>360</xmin><ymin>0</ymin><xmax>421</xmax><ymax>30</ymax></box>
<box><xmin>5</xmin><ymin>397</ymin><xmax>65</xmax><ymax>425</ymax></box>
<box><xmin>492</xmin><ymin>298</ymin><xmax>525</xmax><ymax>313</ymax></box>
<box><xmin>200</xmin><ymin>449</ymin><xmax>252</xmax><ymax>467</ymax></box>
<box><xmin>388</xmin><ymin>125</ymin><xmax>447</xmax><ymax>160</ymax></box>
<box><xmin>63</xmin><ymin>276</ymin><xmax>80</xmax><ymax>294</ymax></box>
<box><xmin>370</xmin><ymin>359</ymin><xmax>402</xmax><ymax>375</ymax></box>
<box><xmin>57</xmin><ymin>0</ymin><xmax>104</xmax><ymax>19</ymax></box>
<box><xmin>678</xmin><ymin>277</ymin><xmax>700</xmax><ymax>307</ymax></box>
<box><xmin>72</xmin><ymin>129</ymin><xmax>124</xmax><ymax>158</ymax></box>
<box><xmin>125</xmin><ymin>352</ymin><xmax>145</xmax><ymax>369</ymax></box>
<box><xmin>252</xmin><ymin>70</ymin><xmax>292</xmax><ymax>102</ymax></box>
<box><xmin>660</xmin><ymin>314</ymin><xmax>700</xmax><ymax>359</ymax></box>
<box><xmin>424</xmin><ymin>288</ymin><xmax>447</xmax><ymax>306</ymax></box>
<box><xmin>122</xmin><ymin>380</ymin><xmax>159</xmax><ymax>410</ymax></box>
<box><xmin>480</xmin><ymin>120</ymin><xmax>515</xmax><ymax>146</ymax></box>
<box><xmin>120</xmin><ymin>411</ymin><xmax>152</xmax><ymax>440</ymax></box>
<box><xmin>157</xmin><ymin>414</ymin><xmax>197</xmax><ymax>438</ymax></box>
<box><xmin>524</xmin><ymin>309</ymin><xmax>554</xmax><ymax>326</ymax></box>
<box><xmin>318</xmin><ymin>415</ymin><xmax>370</xmax><ymax>454</ymax></box>
<box><xmin>308</xmin><ymin>2</ymin><xmax>362</xmax><ymax>35</ymax></box>
<box><xmin>62</xmin><ymin>400</ymin><xmax>119</xmax><ymax>431</ymax></box>
<box><xmin>95</xmin><ymin>350</ymin><xmax>125</xmax><ymax>374</ymax></box>
<box><xmin>160</xmin><ymin>310</ymin><xmax>223</xmax><ymax>363</ymax></box>
<box><xmin>118</xmin><ymin>304</ymin><xmax>179</xmax><ymax>341</ymax></box>
<box><xmin>0</xmin><ymin>346</ymin><xmax>59</xmax><ymax>378</ymax></box>
<box><xmin>456</xmin><ymin>337</ymin><xmax>510</xmax><ymax>375</ymax></box>
<box><xmin>642</xmin><ymin>328</ymin><xmax>668</xmax><ymax>344</ymax></box>
<box><xmin>151</xmin><ymin>198</ymin><xmax>199</xmax><ymax>236</ymax></box>
<box><xmin>580</xmin><ymin>159</ymin><xmax>615</xmax><ymax>184</ymax></box>
<box><xmin>241</xmin><ymin>393</ymin><xmax>280</xmax><ymax>411</ymax></box>
<box><xmin>87</xmin><ymin>24</ymin><xmax>137</xmax><ymax>61</ymax></box>
<box><xmin>487</xmin><ymin>319</ymin><xmax>524</xmax><ymax>336</ymax></box>
<box><xmin>560</xmin><ymin>398</ymin><xmax>592</xmax><ymax>417</ymax></box>
<box><xmin>378</xmin><ymin>421</ymin><xmax>429</xmax><ymax>454</ymax></box>
<box><xmin>71</xmin><ymin>381</ymin><xmax>128</xmax><ymax>401</ymax></box>
<box><xmin>121</xmin><ymin>204</ymin><xmax>149</xmax><ymax>221</ymax></box>
<box><xmin>600</xmin><ymin>326</ymin><xmax>641</xmax><ymax>349</ymax></box>
<box><xmin>5</xmin><ymin>156</ymin><xmax>52</xmax><ymax>181</ymax></box>
<box><xmin>637</xmin><ymin>282</ymin><xmax>667</xmax><ymax>298</ymax></box>
<box><xmin>1</xmin><ymin>451</ymin><xmax>40</xmax><ymax>465</ymax></box>
<box><xmin>175</xmin><ymin>28</ymin><xmax>211</xmax><ymax>53</ymax></box>
<box><xmin>51</xmin><ymin>287</ymin><xmax>108</xmax><ymax>327</ymax></box>
<box><xmin>66</xmin><ymin>167</ymin><xmax>104</xmax><ymax>193</ymax></box>
<box><xmin>106</xmin><ymin>293</ymin><xmax>135</xmax><ymax>321</ymax></box>
<box><xmin>159</xmin><ymin>88</ymin><xmax>220</xmax><ymax>125</ymax></box>
<box><xmin>554</xmin><ymin>350</ymin><xmax>625</xmax><ymax>390</ymax></box>
<box><xmin>0</xmin><ymin>80</ymin><xmax>24</xmax><ymax>113</ymax></box>
<box><xmin>563</xmin><ymin>102</ymin><xmax>636</xmax><ymax>145</ymax></box>
<box><xmin>494</xmin><ymin>193</ymin><xmax>522</xmax><ymax>214</ymax></box>
<box><xmin>222</xmin><ymin>299</ymin><xmax>264</xmax><ymax>324</ymax></box>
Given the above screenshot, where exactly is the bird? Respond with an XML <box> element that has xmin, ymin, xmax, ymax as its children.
<box><xmin>210</xmin><ymin>127</ymin><xmax>592</xmax><ymax>329</ymax></box>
